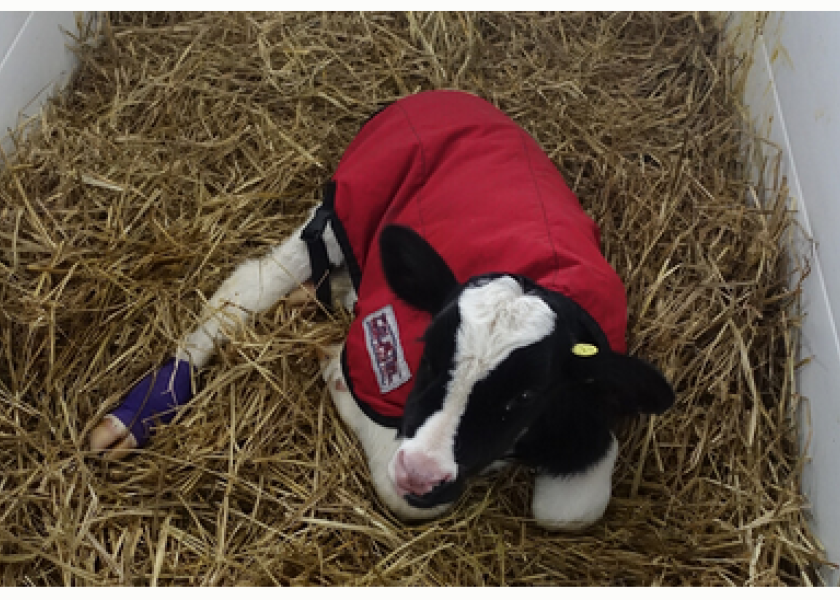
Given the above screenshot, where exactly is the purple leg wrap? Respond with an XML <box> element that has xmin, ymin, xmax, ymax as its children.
<box><xmin>110</xmin><ymin>357</ymin><xmax>193</xmax><ymax>447</ymax></box>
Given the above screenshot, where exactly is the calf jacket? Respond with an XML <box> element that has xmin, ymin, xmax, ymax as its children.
<box><xmin>302</xmin><ymin>90</ymin><xmax>628</xmax><ymax>428</ymax></box>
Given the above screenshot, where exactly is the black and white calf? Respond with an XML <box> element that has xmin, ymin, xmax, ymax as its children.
<box><xmin>90</xmin><ymin>219</ymin><xmax>673</xmax><ymax>527</ymax></box>
<box><xmin>90</xmin><ymin>91</ymin><xmax>674</xmax><ymax>529</ymax></box>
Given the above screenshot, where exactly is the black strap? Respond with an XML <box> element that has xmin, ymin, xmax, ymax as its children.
<box><xmin>300</xmin><ymin>203</ymin><xmax>334</xmax><ymax>308</ymax></box>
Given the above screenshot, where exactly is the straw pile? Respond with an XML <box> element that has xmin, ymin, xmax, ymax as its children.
<box><xmin>0</xmin><ymin>12</ymin><xmax>831</xmax><ymax>586</ymax></box>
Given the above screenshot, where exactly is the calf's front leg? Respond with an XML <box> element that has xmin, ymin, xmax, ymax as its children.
<box><xmin>531</xmin><ymin>435</ymin><xmax>618</xmax><ymax>531</ymax></box>
<box><xmin>318</xmin><ymin>344</ymin><xmax>453</xmax><ymax>522</ymax></box>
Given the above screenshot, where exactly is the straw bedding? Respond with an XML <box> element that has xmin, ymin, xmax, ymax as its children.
<box><xmin>0</xmin><ymin>11</ymin><xmax>830</xmax><ymax>586</ymax></box>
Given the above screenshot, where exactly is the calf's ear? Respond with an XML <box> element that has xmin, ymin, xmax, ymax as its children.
<box><xmin>564</xmin><ymin>349</ymin><xmax>675</xmax><ymax>416</ymax></box>
<box><xmin>379</xmin><ymin>224</ymin><xmax>458</xmax><ymax>315</ymax></box>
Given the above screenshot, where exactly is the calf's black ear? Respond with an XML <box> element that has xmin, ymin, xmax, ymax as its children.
<box><xmin>565</xmin><ymin>350</ymin><xmax>675</xmax><ymax>416</ymax></box>
<box><xmin>379</xmin><ymin>224</ymin><xmax>459</xmax><ymax>315</ymax></box>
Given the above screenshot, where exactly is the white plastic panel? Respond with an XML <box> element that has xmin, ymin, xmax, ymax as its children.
<box><xmin>0</xmin><ymin>11</ymin><xmax>29</xmax><ymax>61</ymax></box>
<box><xmin>0</xmin><ymin>11</ymin><xmax>79</xmax><ymax>155</ymax></box>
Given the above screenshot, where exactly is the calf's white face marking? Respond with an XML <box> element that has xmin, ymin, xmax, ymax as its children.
<box><xmin>389</xmin><ymin>276</ymin><xmax>556</xmax><ymax>493</ymax></box>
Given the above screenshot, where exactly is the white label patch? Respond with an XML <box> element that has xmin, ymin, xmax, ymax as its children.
<box><xmin>363</xmin><ymin>305</ymin><xmax>412</xmax><ymax>393</ymax></box>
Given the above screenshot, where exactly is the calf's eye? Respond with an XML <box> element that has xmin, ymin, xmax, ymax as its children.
<box><xmin>504</xmin><ymin>390</ymin><xmax>534</xmax><ymax>412</ymax></box>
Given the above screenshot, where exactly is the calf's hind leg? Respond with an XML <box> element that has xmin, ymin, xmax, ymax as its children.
<box><xmin>318</xmin><ymin>344</ymin><xmax>452</xmax><ymax>522</ymax></box>
<box><xmin>90</xmin><ymin>207</ymin><xmax>344</xmax><ymax>456</ymax></box>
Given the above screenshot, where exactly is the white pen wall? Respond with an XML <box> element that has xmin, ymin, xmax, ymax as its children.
<box><xmin>0</xmin><ymin>11</ymin><xmax>80</xmax><ymax>155</ymax></box>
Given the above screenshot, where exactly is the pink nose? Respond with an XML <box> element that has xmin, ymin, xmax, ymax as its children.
<box><xmin>393</xmin><ymin>449</ymin><xmax>456</xmax><ymax>497</ymax></box>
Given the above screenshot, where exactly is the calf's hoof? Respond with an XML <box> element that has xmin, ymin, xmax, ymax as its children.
<box><xmin>88</xmin><ymin>358</ymin><xmax>194</xmax><ymax>459</ymax></box>
<box><xmin>89</xmin><ymin>415</ymin><xmax>138</xmax><ymax>459</ymax></box>
<box><xmin>285</xmin><ymin>282</ymin><xmax>317</xmax><ymax>308</ymax></box>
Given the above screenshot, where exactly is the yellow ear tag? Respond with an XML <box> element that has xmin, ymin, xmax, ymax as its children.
<box><xmin>572</xmin><ymin>343</ymin><xmax>598</xmax><ymax>357</ymax></box>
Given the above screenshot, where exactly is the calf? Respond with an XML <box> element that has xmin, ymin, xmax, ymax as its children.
<box><xmin>89</xmin><ymin>91</ymin><xmax>674</xmax><ymax>528</ymax></box>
